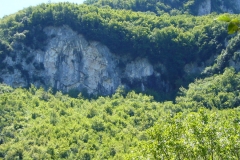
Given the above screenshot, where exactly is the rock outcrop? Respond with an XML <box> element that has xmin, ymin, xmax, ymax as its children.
<box><xmin>198</xmin><ymin>0</ymin><xmax>240</xmax><ymax>15</ymax></box>
<box><xmin>198</xmin><ymin>0</ymin><xmax>211</xmax><ymax>16</ymax></box>
<box><xmin>1</xmin><ymin>26</ymin><xmax>164</xmax><ymax>95</ymax></box>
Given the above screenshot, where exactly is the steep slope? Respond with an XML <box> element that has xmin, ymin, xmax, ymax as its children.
<box><xmin>0</xmin><ymin>2</ymin><xmax>232</xmax><ymax>99</ymax></box>
<box><xmin>1</xmin><ymin>25</ymin><xmax>155</xmax><ymax>96</ymax></box>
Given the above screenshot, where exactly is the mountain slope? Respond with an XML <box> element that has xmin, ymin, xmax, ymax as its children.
<box><xmin>0</xmin><ymin>2</ymin><xmax>233</xmax><ymax>99</ymax></box>
<box><xmin>0</xmin><ymin>2</ymin><xmax>240</xmax><ymax>159</ymax></box>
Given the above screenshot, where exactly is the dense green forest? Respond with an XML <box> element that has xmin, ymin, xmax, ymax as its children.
<box><xmin>84</xmin><ymin>0</ymin><xmax>237</xmax><ymax>15</ymax></box>
<box><xmin>0</xmin><ymin>68</ymin><xmax>239</xmax><ymax>159</ymax></box>
<box><xmin>0</xmin><ymin>1</ymin><xmax>240</xmax><ymax>159</ymax></box>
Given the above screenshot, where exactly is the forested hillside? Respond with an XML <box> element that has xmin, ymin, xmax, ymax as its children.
<box><xmin>84</xmin><ymin>0</ymin><xmax>239</xmax><ymax>15</ymax></box>
<box><xmin>0</xmin><ymin>2</ymin><xmax>234</xmax><ymax>99</ymax></box>
<box><xmin>0</xmin><ymin>1</ymin><xmax>240</xmax><ymax>159</ymax></box>
<box><xmin>0</xmin><ymin>69</ymin><xmax>239</xmax><ymax>159</ymax></box>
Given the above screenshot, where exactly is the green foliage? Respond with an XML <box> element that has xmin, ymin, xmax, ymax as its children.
<box><xmin>203</xmin><ymin>32</ymin><xmax>240</xmax><ymax>75</ymax></box>
<box><xmin>0</xmin><ymin>2</ymin><xmax>240</xmax><ymax>159</ymax></box>
<box><xmin>0</xmin><ymin>84</ymin><xmax>164</xmax><ymax>159</ymax></box>
<box><xmin>217</xmin><ymin>14</ymin><xmax>240</xmax><ymax>34</ymax></box>
<box><xmin>0</xmin><ymin>40</ymin><xmax>13</xmax><ymax>67</ymax></box>
<box><xmin>144</xmin><ymin>108</ymin><xmax>240</xmax><ymax>159</ymax></box>
<box><xmin>177</xmin><ymin>68</ymin><xmax>240</xmax><ymax>109</ymax></box>
<box><xmin>217</xmin><ymin>14</ymin><xmax>232</xmax><ymax>22</ymax></box>
<box><xmin>0</xmin><ymin>70</ymin><xmax>240</xmax><ymax>159</ymax></box>
<box><xmin>129</xmin><ymin>68</ymin><xmax>240</xmax><ymax>159</ymax></box>
<box><xmin>84</xmin><ymin>0</ymin><xmax>236</xmax><ymax>15</ymax></box>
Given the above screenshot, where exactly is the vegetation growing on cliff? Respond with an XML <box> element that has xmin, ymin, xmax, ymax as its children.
<box><xmin>0</xmin><ymin>2</ymin><xmax>231</xmax><ymax>94</ymax></box>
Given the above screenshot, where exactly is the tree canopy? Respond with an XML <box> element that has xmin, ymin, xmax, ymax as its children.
<box><xmin>0</xmin><ymin>68</ymin><xmax>240</xmax><ymax>159</ymax></box>
<box><xmin>0</xmin><ymin>2</ymin><xmax>240</xmax><ymax>159</ymax></box>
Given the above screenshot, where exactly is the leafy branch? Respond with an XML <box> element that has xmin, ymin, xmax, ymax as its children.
<box><xmin>217</xmin><ymin>14</ymin><xmax>240</xmax><ymax>34</ymax></box>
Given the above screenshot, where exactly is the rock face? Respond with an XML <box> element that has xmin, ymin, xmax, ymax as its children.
<box><xmin>43</xmin><ymin>26</ymin><xmax>121</xmax><ymax>95</ymax></box>
<box><xmin>198</xmin><ymin>0</ymin><xmax>211</xmax><ymax>16</ymax></box>
<box><xmin>1</xmin><ymin>26</ymin><xmax>162</xmax><ymax>95</ymax></box>
<box><xmin>198</xmin><ymin>0</ymin><xmax>240</xmax><ymax>15</ymax></box>
<box><xmin>125</xmin><ymin>59</ymin><xmax>154</xmax><ymax>81</ymax></box>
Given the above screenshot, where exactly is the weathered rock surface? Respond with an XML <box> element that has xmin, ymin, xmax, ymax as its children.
<box><xmin>198</xmin><ymin>0</ymin><xmax>240</xmax><ymax>15</ymax></box>
<box><xmin>198</xmin><ymin>0</ymin><xmax>211</xmax><ymax>16</ymax></box>
<box><xmin>1</xmin><ymin>26</ymin><xmax>163</xmax><ymax>95</ymax></box>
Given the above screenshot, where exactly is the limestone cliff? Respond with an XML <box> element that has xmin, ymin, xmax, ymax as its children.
<box><xmin>198</xmin><ymin>0</ymin><xmax>240</xmax><ymax>15</ymax></box>
<box><xmin>1</xmin><ymin>26</ymin><xmax>165</xmax><ymax>96</ymax></box>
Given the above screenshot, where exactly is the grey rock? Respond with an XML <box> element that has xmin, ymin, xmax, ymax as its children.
<box><xmin>1</xmin><ymin>26</ymin><xmax>159</xmax><ymax>96</ymax></box>
<box><xmin>198</xmin><ymin>0</ymin><xmax>240</xmax><ymax>15</ymax></box>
